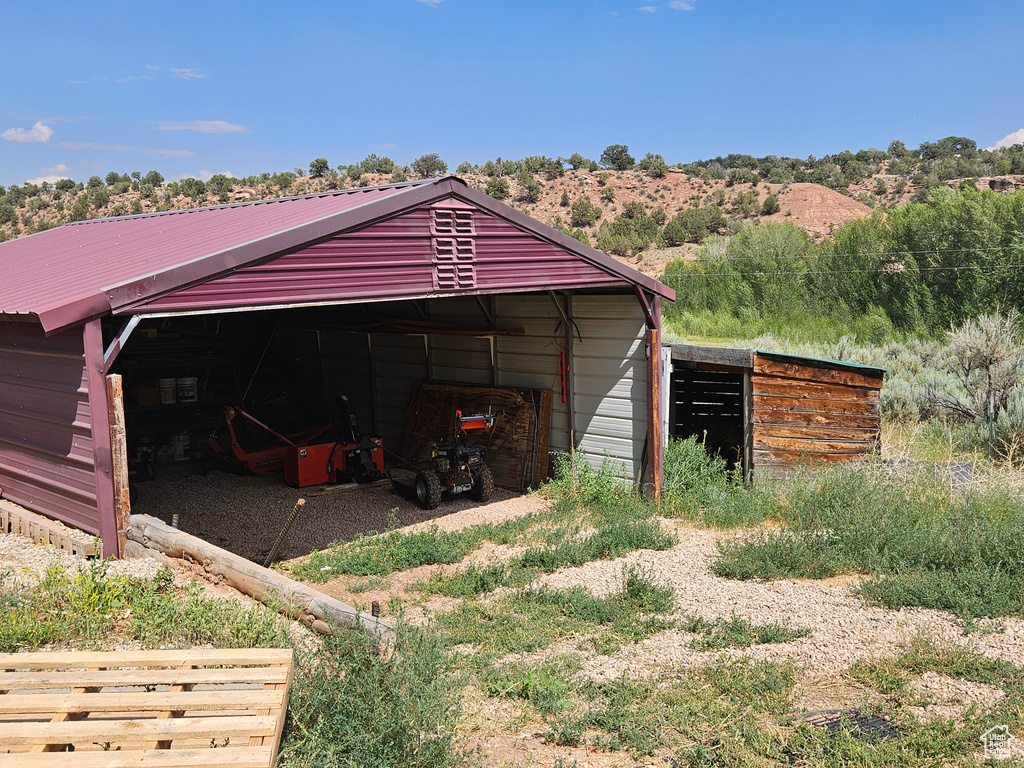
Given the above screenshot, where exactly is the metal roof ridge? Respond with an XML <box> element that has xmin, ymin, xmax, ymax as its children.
<box><xmin>99</xmin><ymin>178</ymin><xmax>461</xmax><ymax>315</ymax></box>
<box><xmin>66</xmin><ymin>177</ymin><xmax>446</xmax><ymax>226</ymax></box>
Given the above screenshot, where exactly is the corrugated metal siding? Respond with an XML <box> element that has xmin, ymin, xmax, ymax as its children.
<box><xmin>425</xmin><ymin>298</ymin><xmax>494</xmax><ymax>386</ymax></box>
<box><xmin>473</xmin><ymin>212</ymin><xmax>624</xmax><ymax>291</ymax></box>
<box><xmin>493</xmin><ymin>295</ymin><xmax>569</xmax><ymax>453</ymax></box>
<box><xmin>571</xmin><ymin>295</ymin><xmax>647</xmax><ymax>479</ymax></box>
<box><xmin>320</xmin><ymin>331</ymin><xmax>376</xmax><ymax>434</ymax></box>
<box><xmin>0</xmin><ymin>319</ymin><xmax>100</xmax><ymax>534</ymax></box>
<box><xmin>140</xmin><ymin>206</ymin><xmax>626</xmax><ymax>314</ymax></box>
<box><xmin>370</xmin><ymin>333</ymin><xmax>428</xmax><ymax>454</ymax></box>
<box><xmin>142</xmin><ymin>211</ymin><xmax>437</xmax><ymax>312</ymax></box>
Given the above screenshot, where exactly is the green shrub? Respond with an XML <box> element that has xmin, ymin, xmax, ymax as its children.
<box><xmin>280</xmin><ymin>621</ymin><xmax>470</xmax><ymax>768</ymax></box>
<box><xmin>600</xmin><ymin>144</ymin><xmax>635</xmax><ymax>170</ymax></box>
<box><xmin>411</xmin><ymin>153</ymin><xmax>447</xmax><ymax>177</ymax></box>
<box><xmin>485</xmin><ymin>177</ymin><xmax>510</xmax><ymax>200</ymax></box>
<box><xmin>569</xmin><ymin>195</ymin><xmax>601</xmax><ymax>227</ymax></box>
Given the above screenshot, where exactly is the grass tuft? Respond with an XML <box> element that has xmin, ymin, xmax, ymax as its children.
<box><xmin>687</xmin><ymin>615</ymin><xmax>812</xmax><ymax>651</ymax></box>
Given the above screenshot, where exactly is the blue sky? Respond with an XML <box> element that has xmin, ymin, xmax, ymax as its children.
<box><xmin>2</xmin><ymin>0</ymin><xmax>1023</xmax><ymax>187</ymax></box>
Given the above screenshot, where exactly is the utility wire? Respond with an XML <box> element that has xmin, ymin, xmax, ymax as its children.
<box><xmin>671</xmin><ymin>244</ymin><xmax>1024</xmax><ymax>262</ymax></box>
<box><xmin>659</xmin><ymin>263</ymin><xmax>1024</xmax><ymax>279</ymax></box>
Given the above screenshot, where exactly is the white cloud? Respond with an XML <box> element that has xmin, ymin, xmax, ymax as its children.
<box><xmin>987</xmin><ymin>129</ymin><xmax>1024</xmax><ymax>151</ymax></box>
<box><xmin>146</xmin><ymin>64</ymin><xmax>161</xmax><ymax>70</ymax></box>
<box><xmin>170</xmin><ymin>170</ymin><xmax>236</xmax><ymax>183</ymax></box>
<box><xmin>25</xmin><ymin>164</ymin><xmax>73</xmax><ymax>185</ymax></box>
<box><xmin>171</xmin><ymin>68</ymin><xmax>205</xmax><ymax>80</ymax></box>
<box><xmin>60</xmin><ymin>141</ymin><xmax>195</xmax><ymax>158</ymax></box>
<box><xmin>415</xmin><ymin>0</ymin><xmax>443</xmax><ymax>6</ymax></box>
<box><xmin>669</xmin><ymin>0</ymin><xmax>696</xmax><ymax>8</ymax></box>
<box><xmin>116</xmin><ymin>75</ymin><xmax>153</xmax><ymax>83</ymax></box>
<box><xmin>25</xmin><ymin>174</ymin><xmax>72</xmax><ymax>186</ymax></box>
<box><xmin>639</xmin><ymin>5</ymin><xmax>657</xmax><ymax>12</ymax></box>
<box><xmin>156</xmin><ymin>120</ymin><xmax>248</xmax><ymax>134</ymax></box>
<box><xmin>2</xmin><ymin>121</ymin><xmax>55</xmax><ymax>143</ymax></box>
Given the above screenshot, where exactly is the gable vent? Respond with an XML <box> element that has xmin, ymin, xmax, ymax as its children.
<box><xmin>432</xmin><ymin>237</ymin><xmax>476</xmax><ymax>290</ymax></box>
<box><xmin>431</xmin><ymin>209</ymin><xmax>475</xmax><ymax>236</ymax></box>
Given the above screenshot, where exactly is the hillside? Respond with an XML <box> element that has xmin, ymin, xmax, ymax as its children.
<box><xmin>2</xmin><ymin>163</ymin><xmax>1024</xmax><ymax>280</ymax></box>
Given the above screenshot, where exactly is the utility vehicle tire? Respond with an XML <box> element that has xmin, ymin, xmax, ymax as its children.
<box><xmin>414</xmin><ymin>471</ymin><xmax>442</xmax><ymax>510</ymax></box>
<box><xmin>470</xmin><ymin>464</ymin><xmax>494</xmax><ymax>503</ymax></box>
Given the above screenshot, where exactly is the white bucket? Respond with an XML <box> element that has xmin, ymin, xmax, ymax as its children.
<box><xmin>171</xmin><ymin>431</ymin><xmax>191</xmax><ymax>462</ymax></box>
<box><xmin>158</xmin><ymin>378</ymin><xmax>177</xmax><ymax>405</ymax></box>
<box><xmin>177</xmin><ymin>376</ymin><xmax>198</xmax><ymax>402</ymax></box>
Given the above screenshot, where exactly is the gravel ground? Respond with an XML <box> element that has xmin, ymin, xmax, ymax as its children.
<box><xmin>132</xmin><ymin>462</ymin><xmax>529</xmax><ymax>563</ymax></box>
<box><xmin>0</xmin><ymin>533</ymin><xmax>162</xmax><ymax>588</ymax></box>
<box><xmin>526</xmin><ymin>521</ymin><xmax>1024</xmax><ymax>681</ymax></box>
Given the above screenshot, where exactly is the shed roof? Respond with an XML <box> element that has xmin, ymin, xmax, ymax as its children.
<box><xmin>668</xmin><ymin>343</ymin><xmax>885</xmax><ymax>376</ymax></box>
<box><xmin>0</xmin><ymin>177</ymin><xmax>673</xmax><ymax>333</ymax></box>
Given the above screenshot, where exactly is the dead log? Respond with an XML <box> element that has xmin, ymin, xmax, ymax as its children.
<box><xmin>125</xmin><ymin>514</ymin><xmax>394</xmax><ymax>644</ymax></box>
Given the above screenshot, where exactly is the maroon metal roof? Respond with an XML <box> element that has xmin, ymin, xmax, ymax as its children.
<box><xmin>139</xmin><ymin>205</ymin><xmax>628</xmax><ymax>313</ymax></box>
<box><xmin>0</xmin><ymin>177</ymin><xmax>673</xmax><ymax>332</ymax></box>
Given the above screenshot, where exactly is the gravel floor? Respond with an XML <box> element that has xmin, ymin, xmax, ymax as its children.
<box><xmin>131</xmin><ymin>462</ymin><xmax>528</xmax><ymax>563</ymax></box>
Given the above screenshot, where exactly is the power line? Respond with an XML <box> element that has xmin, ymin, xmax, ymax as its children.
<box><xmin>675</xmin><ymin>244</ymin><xmax>1024</xmax><ymax>262</ymax></box>
<box><xmin>659</xmin><ymin>262</ymin><xmax>1024</xmax><ymax>279</ymax></box>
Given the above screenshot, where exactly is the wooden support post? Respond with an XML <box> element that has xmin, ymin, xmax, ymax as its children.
<box><xmin>742</xmin><ymin>370</ymin><xmax>754</xmax><ymax>484</ymax></box>
<box><xmin>106</xmin><ymin>374</ymin><xmax>131</xmax><ymax>558</ymax></box>
<box><xmin>644</xmin><ymin>296</ymin><xmax>663</xmax><ymax>502</ymax></box>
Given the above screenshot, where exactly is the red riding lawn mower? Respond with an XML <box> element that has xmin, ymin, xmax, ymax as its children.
<box><xmin>388</xmin><ymin>409</ymin><xmax>496</xmax><ymax>509</ymax></box>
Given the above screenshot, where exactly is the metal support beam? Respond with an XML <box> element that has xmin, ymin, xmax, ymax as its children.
<box><xmin>475</xmin><ymin>294</ymin><xmax>495</xmax><ymax>326</ymax></box>
<box><xmin>101</xmin><ymin>314</ymin><xmax>141</xmax><ymax>374</ymax></box>
<box><xmin>635</xmin><ymin>287</ymin><xmax>657</xmax><ymax>330</ymax></box>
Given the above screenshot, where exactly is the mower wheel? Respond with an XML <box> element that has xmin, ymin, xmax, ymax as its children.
<box><xmin>470</xmin><ymin>463</ymin><xmax>494</xmax><ymax>503</ymax></box>
<box><xmin>414</xmin><ymin>471</ymin><xmax>442</xmax><ymax>510</ymax></box>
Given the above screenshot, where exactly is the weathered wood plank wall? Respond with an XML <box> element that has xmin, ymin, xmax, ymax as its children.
<box><xmin>751</xmin><ymin>354</ymin><xmax>883</xmax><ymax>476</ymax></box>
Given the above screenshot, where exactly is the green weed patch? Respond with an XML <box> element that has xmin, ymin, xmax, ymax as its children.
<box><xmin>686</xmin><ymin>615</ymin><xmax>812</xmax><ymax>651</ymax></box>
<box><xmin>711</xmin><ymin>465</ymin><xmax>1024</xmax><ymax>619</ymax></box>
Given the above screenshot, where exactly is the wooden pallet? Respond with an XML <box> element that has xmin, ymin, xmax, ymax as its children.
<box><xmin>0</xmin><ymin>649</ymin><xmax>293</xmax><ymax>767</ymax></box>
<box><xmin>0</xmin><ymin>498</ymin><xmax>97</xmax><ymax>557</ymax></box>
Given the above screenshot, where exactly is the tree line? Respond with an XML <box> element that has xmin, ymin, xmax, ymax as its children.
<box><xmin>661</xmin><ymin>183</ymin><xmax>1024</xmax><ymax>341</ymax></box>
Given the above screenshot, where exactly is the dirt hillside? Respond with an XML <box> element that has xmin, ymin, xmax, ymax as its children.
<box><xmin>4</xmin><ymin>167</ymin><xmax>1023</xmax><ymax>280</ymax></box>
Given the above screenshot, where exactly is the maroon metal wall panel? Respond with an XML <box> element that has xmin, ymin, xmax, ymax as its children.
<box><xmin>473</xmin><ymin>212</ymin><xmax>624</xmax><ymax>290</ymax></box>
<box><xmin>137</xmin><ymin>206</ymin><xmax>625</xmax><ymax>313</ymax></box>
<box><xmin>0</xmin><ymin>318</ymin><xmax>101</xmax><ymax>535</ymax></box>
<box><xmin>83</xmin><ymin>319</ymin><xmax>119</xmax><ymax>557</ymax></box>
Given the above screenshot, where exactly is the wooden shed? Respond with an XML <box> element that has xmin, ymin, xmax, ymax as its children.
<box><xmin>666</xmin><ymin>344</ymin><xmax>885</xmax><ymax>478</ymax></box>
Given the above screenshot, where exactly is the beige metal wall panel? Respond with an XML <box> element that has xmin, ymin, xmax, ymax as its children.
<box><xmin>493</xmin><ymin>295</ymin><xmax>570</xmax><ymax>454</ymax></box>
<box><xmin>570</xmin><ymin>295</ymin><xmax>647</xmax><ymax>480</ymax></box>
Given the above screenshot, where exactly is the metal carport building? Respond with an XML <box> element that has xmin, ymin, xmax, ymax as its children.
<box><xmin>0</xmin><ymin>177</ymin><xmax>674</xmax><ymax>556</ymax></box>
